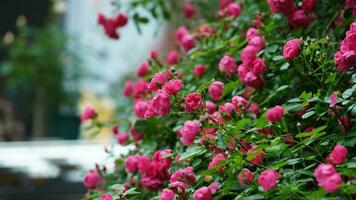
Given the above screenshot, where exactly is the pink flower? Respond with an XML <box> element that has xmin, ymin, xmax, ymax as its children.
<box><xmin>133</xmin><ymin>80</ymin><xmax>149</xmax><ymax>99</ymax></box>
<box><xmin>83</xmin><ymin>170</ymin><xmax>100</xmax><ymax>189</ymax></box>
<box><xmin>208</xmin><ymin>153</ymin><xmax>226</xmax><ymax>169</ymax></box>
<box><xmin>137</xmin><ymin>155</ymin><xmax>152</xmax><ymax>175</ymax></box>
<box><xmin>115</xmin><ymin>12</ymin><xmax>128</xmax><ymax>27</ymax></box>
<box><xmin>302</xmin><ymin>0</ymin><xmax>317</xmax><ymax>12</ymax></box>
<box><xmin>112</xmin><ymin>125</ymin><xmax>119</xmax><ymax>134</ymax></box>
<box><xmin>218</xmin><ymin>55</ymin><xmax>237</xmax><ymax>76</ymax></box>
<box><xmin>130</xmin><ymin>127</ymin><xmax>142</xmax><ymax>142</ymax></box>
<box><xmin>240</xmin><ymin>46</ymin><xmax>258</xmax><ymax>64</ymax></box>
<box><xmin>134</xmin><ymin>100</ymin><xmax>147</xmax><ymax>118</ymax></box>
<box><xmin>194</xmin><ymin>64</ymin><xmax>206</xmax><ymax>77</ymax></box>
<box><xmin>144</xmin><ymin>101</ymin><xmax>158</xmax><ymax>118</ymax></box>
<box><xmin>184</xmin><ymin>2</ymin><xmax>196</xmax><ymax>19</ymax></box>
<box><xmin>243</xmin><ymin>71</ymin><xmax>264</xmax><ymax>89</ymax></box>
<box><xmin>208</xmin><ymin>111</ymin><xmax>224</xmax><ymax>125</ymax></box>
<box><xmin>160</xmin><ymin>189</ymin><xmax>175</xmax><ymax>200</ymax></box>
<box><xmin>327</xmin><ymin>144</ymin><xmax>348</xmax><ymax>165</ymax></box>
<box><xmin>100</xmin><ymin>194</ymin><xmax>113</xmax><ymax>200</ymax></box>
<box><xmin>225</xmin><ymin>3</ymin><xmax>241</xmax><ymax>17</ymax></box>
<box><xmin>329</xmin><ymin>92</ymin><xmax>337</xmax><ymax>107</ymax></box>
<box><xmin>167</xmin><ymin>51</ymin><xmax>180</xmax><ymax>65</ymax></box>
<box><xmin>125</xmin><ymin>155</ymin><xmax>140</xmax><ymax>173</ymax></box>
<box><xmin>231</xmin><ymin>96</ymin><xmax>248</xmax><ymax>114</ymax></box>
<box><xmin>248</xmin><ymin>102</ymin><xmax>260</xmax><ymax>115</ymax></box>
<box><xmin>103</xmin><ymin>18</ymin><xmax>119</xmax><ymax>39</ymax></box>
<box><xmin>150</xmin><ymin>50</ymin><xmax>158</xmax><ymax>60</ymax></box>
<box><xmin>137</xmin><ymin>61</ymin><xmax>150</xmax><ymax>77</ymax></box>
<box><xmin>80</xmin><ymin>106</ymin><xmax>97</xmax><ymax>121</ymax></box>
<box><xmin>252</xmin><ymin>58</ymin><xmax>267</xmax><ymax>74</ymax></box>
<box><xmin>163</xmin><ymin>79</ymin><xmax>183</xmax><ymax>95</ymax></box>
<box><xmin>238</xmin><ymin>168</ymin><xmax>254</xmax><ymax>184</ymax></box>
<box><xmin>176</xmin><ymin>26</ymin><xmax>189</xmax><ymax>41</ymax></box>
<box><xmin>266</xmin><ymin>105</ymin><xmax>285</xmax><ymax>122</ymax></box>
<box><xmin>185</xmin><ymin>92</ymin><xmax>203</xmax><ymax>113</ymax></box>
<box><xmin>170</xmin><ymin>166</ymin><xmax>196</xmax><ymax>185</ymax></box>
<box><xmin>178</xmin><ymin>120</ymin><xmax>200</xmax><ymax>146</ymax></box>
<box><xmin>152</xmin><ymin>89</ymin><xmax>171</xmax><ymax>116</ymax></box>
<box><xmin>258</xmin><ymin>169</ymin><xmax>280</xmax><ymax>191</ymax></box>
<box><xmin>287</xmin><ymin>9</ymin><xmax>311</xmax><ymax>28</ymax></box>
<box><xmin>267</xmin><ymin>0</ymin><xmax>296</xmax><ymax>14</ymax></box>
<box><xmin>219</xmin><ymin>102</ymin><xmax>235</xmax><ymax>118</ymax></box>
<box><xmin>181</xmin><ymin>34</ymin><xmax>196</xmax><ymax>52</ymax></box>
<box><xmin>219</xmin><ymin>0</ymin><xmax>233</xmax><ymax>10</ymax></box>
<box><xmin>248</xmin><ymin>36</ymin><xmax>265</xmax><ymax>52</ymax></box>
<box><xmin>169</xmin><ymin>181</ymin><xmax>187</xmax><ymax>198</ymax></box>
<box><xmin>247</xmin><ymin>145</ymin><xmax>265</xmax><ymax>165</ymax></box>
<box><xmin>117</xmin><ymin>132</ymin><xmax>129</xmax><ymax>145</ymax></box>
<box><xmin>193</xmin><ymin>182</ymin><xmax>220</xmax><ymax>200</ymax></box>
<box><xmin>140</xmin><ymin>176</ymin><xmax>163</xmax><ymax>191</ymax></box>
<box><xmin>150</xmin><ymin>72</ymin><xmax>167</xmax><ymax>91</ymax></box>
<box><xmin>205</xmin><ymin>101</ymin><xmax>216</xmax><ymax>114</ymax></box>
<box><xmin>314</xmin><ymin>164</ymin><xmax>343</xmax><ymax>192</ymax></box>
<box><xmin>283</xmin><ymin>38</ymin><xmax>301</xmax><ymax>60</ymax></box>
<box><xmin>246</xmin><ymin>28</ymin><xmax>260</xmax><ymax>41</ymax></box>
<box><xmin>335</xmin><ymin>23</ymin><xmax>356</xmax><ymax>72</ymax></box>
<box><xmin>208</xmin><ymin>81</ymin><xmax>224</xmax><ymax>101</ymax></box>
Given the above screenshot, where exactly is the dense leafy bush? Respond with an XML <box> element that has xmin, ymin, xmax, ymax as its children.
<box><xmin>82</xmin><ymin>0</ymin><xmax>356</xmax><ymax>199</ymax></box>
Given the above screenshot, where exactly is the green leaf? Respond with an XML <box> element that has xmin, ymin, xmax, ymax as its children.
<box><xmin>295</xmin><ymin>126</ymin><xmax>327</xmax><ymax>138</ymax></box>
<box><xmin>234</xmin><ymin>118</ymin><xmax>250</xmax><ymax>132</ymax></box>
<box><xmin>110</xmin><ymin>184</ymin><xmax>124</xmax><ymax>190</ymax></box>
<box><xmin>179</xmin><ymin>145</ymin><xmax>207</xmax><ymax>161</ymax></box>
<box><xmin>342</xmin><ymin>89</ymin><xmax>353</xmax><ymax>99</ymax></box>
<box><xmin>253</xmin><ymin>115</ymin><xmax>268</xmax><ymax>128</ymax></box>
<box><xmin>280</xmin><ymin>62</ymin><xmax>290</xmax><ymax>70</ymax></box>
<box><xmin>272</xmin><ymin>55</ymin><xmax>284</xmax><ymax>61</ymax></box>
<box><xmin>301</xmin><ymin>111</ymin><xmax>315</xmax><ymax>119</ymax></box>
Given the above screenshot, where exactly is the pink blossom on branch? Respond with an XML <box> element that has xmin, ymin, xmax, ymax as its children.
<box><xmin>257</xmin><ymin>169</ymin><xmax>280</xmax><ymax>191</ymax></box>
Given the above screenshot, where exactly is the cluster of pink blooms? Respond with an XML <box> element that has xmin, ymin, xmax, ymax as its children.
<box><xmin>97</xmin><ymin>12</ymin><xmax>128</xmax><ymax>39</ymax></box>
<box><xmin>314</xmin><ymin>144</ymin><xmax>348</xmax><ymax>192</ymax></box>
<box><xmin>237</xmin><ymin>27</ymin><xmax>267</xmax><ymax>89</ymax></box>
<box><xmin>334</xmin><ymin>22</ymin><xmax>356</xmax><ymax>72</ymax></box>
<box><xmin>80</xmin><ymin>106</ymin><xmax>97</xmax><ymax>121</ymax></box>
<box><xmin>267</xmin><ymin>0</ymin><xmax>317</xmax><ymax>28</ymax></box>
<box><xmin>124</xmin><ymin>149</ymin><xmax>173</xmax><ymax>191</ymax></box>
<box><xmin>83</xmin><ymin>170</ymin><xmax>101</xmax><ymax>189</ymax></box>
<box><xmin>217</xmin><ymin>0</ymin><xmax>241</xmax><ymax>18</ymax></box>
<box><xmin>176</xmin><ymin>26</ymin><xmax>196</xmax><ymax>52</ymax></box>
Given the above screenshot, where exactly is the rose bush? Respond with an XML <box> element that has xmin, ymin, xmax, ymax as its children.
<box><xmin>82</xmin><ymin>0</ymin><xmax>355</xmax><ymax>199</ymax></box>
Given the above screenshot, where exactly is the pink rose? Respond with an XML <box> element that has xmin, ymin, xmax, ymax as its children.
<box><xmin>115</xmin><ymin>12</ymin><xmax>128</xmax><ymax>27</ymax></box>
<box><xmin>181</xmin><ymin>34</ymin><xmax>196</xmax><ymax>52</ymax></box>
<box><xmin>144</xmin><ymin>101</ymin><xmax>158</xmax><ymax>118</ymax></box>
<box><xmin>150</xmin><ymin>50</ymin><xmax>158</xmax><ymax>60</ymax></box>
<box><xmin>208</xmin><ymin>81</ymin><xmax>224</xmax><ymax>101</ymax></box>
<box><xmin>240</xmin><ymin>45</ymin><xmax>258</xmax><ymax>64</ymax></box>
<box><xmin>208</xmin><ymin>111</ymin><xmax>224</xmax><ymax>125</ymax></box>
<box><xmin>185</xmin><ymin>92</ymin><xmax>203</xmax><ymax>112</ymax></box>
<box><xmin>166</xmin><ymin>51</ymin><xmax>180</xmax><ymax>65</ymax></box>
<box><xmin>117</xmin><ymin>132</ymin><xmax>129</xmax><ymax>145</ymax></box>
<box><xmin>238</xmin><ymin>168</ymin><xmax>254</xmax><ymax>184</ymax></box>
<box><xmin>125</xmin><ymin>155</ymin><xmax>140</xmax><ymax>173</ymax></box>
<box><xmin>83</xmin><ymin>170</ymin><xmax>100</xmax><ymax>189</ymax></box>
<box><xmin>137</xmin><ymin>155</ymin><xmax>152</xmax><ymax>175</ymax></box>
<box><xmin>218</xmin><ymin>55</ymin><xmax>237</xmax><ymax>76</ymax></box>
<box><xmin>327</xmin><ymin>144</ymin><xmax>348</xmax><ymax>165</ymax></box>
<box><xmin>184</xmin><ymin>2</ymin><xmax>196</xmax><ymax>19</ymax></box>
<box><xmin>170</xmin><ymin>166</ymin><xmax>196</xmax><ymax>185</ymax></box>
<box><xmin>248</xmin><ymin>36</ymin><xmax>265</xmax><ymax>52</ymax></box>
<box><xmin>225</xmin><ymin>3</ymin><xmax>241</xmax><ymax>18</ymax></box>
<box><xmin>287</xmin><ymin>9</ymin><xmax>311</xmax><ymax>28</ymax></box>
<box><xmin>231</xmin><ymin>96</ymin><xmax>248</xmax><ymax>114</ymax></box>
<box><xmin>193</xmin><ymin>64</ymin><xmax>206</xmax><ymax>77</ymax></box>
<box><xmin>258</xmin><ymin>169</ymin><xmax>280</xmax><ymax>191</ymax></box>
<box><xmin>152</xmin><ymin>89</ymin><xmax>171</xmax><ymax>116</ymax></box>
<box><xmin>246</xmin><ymin>28</ymin><xmax>260</xmax><ymax>41</ymax></box>
<box><xmin>219</xmin><ymin>102</ymin><xmax>235</xmax><ymax>117</ymax></box>
<box><xmin>160</xmin><ymin>189</ymin><xmax>175</xmax><ymax>200</ymax></box>
<box><xmin>267</xmin><ymin>0</ymin><xmax>296</xmax><ymax>14</ymax></box>
<box><xmin>100</xmin><ymin>194</ymin><xmax>113</xmax><ymax>200</ymax></box>
<box><xmin>168</xmin><ymin>181</ymin><xmax>187</xmax><ymax>198</ymax></box>
<box><xmin>219</xmin><ymin>0</ymin><xmax>233</xmax><ymax>10</ymax></box>
<box><xmin>283</xmin><ymin>38</ymin><xmax>301</xmax><ymax>60</ymax></box>
<box><xmin>205</xmin><ymin>101</ymin><xmax>216</xmax><ymax>114</ymax></box>
<box><xmin>134</xmin><ymin>100</ymin><xmax>147</xmax><ymax>118</ymax></box>
<box><xmin>163</xmin><ymin>79</ymin><xmax>183</xmax><ymax>95</ymax></box>
<box><xmin>176</xmin><ymin>26</ymin><xmax>189</xmax><ymax>41</ymax></box>
<box><xmin>178</xmin><ymin>120</ymin><xmax>200</xmax><ymax>146</ymax></box>
<box><xmin>103</xmin><ymin>18</ymin><xmax>119</xmax><ymax>39</ymax></box>
<box><xmin>252</xmin><ymin>58</ymin><xmax>267</xmax><ymax>74</ymax></box>
<box><xmin>133</xmin><ymin>80</ymin><xmax>149</xmax><ymax>99</ymax></box>
<box><xmin>80</xmin><ymin>106</ymin><xmax>97</xmax><ymax>121</ymax></box>
<box><xmin>302</xmin><ymin>0</ymin><xmax>317</xmax><ymax>12</ymax></box>
<box><xmin>137</xmin><ymin>61</ymin><xmax>150</xmax><ymax>77</ymax></box>
<box><xmin>314</xmin><ymin>164</ymin><xmax>343</xmax><ymax>192</ymax></box>
<box><xmin>150</xmin><ymin>72</ymin><xmax>167</xmax><ymax>91</ymax></box>
<box><xmin>193</xmin><ymin>182</ymin><xmax>219</xmax><ymax>200</ymax></box>
<box><xmin>243</xmin><ymin>71</ymin><xmax>264</xmax><ymax>89</ymax></box>
<box><xmin>208</xmin><ymin>153</ymin><xmax>226</xmax><ymax>169</ymax></box>
<box><xmin>140</xmin><ymin>176</ymin><xmax>163</xmax><ymax>191</ymax></box>
<box><xmin>265</xmin><ymin>105</ymin><xmax>285</xmax><ymax>122</ymax></box>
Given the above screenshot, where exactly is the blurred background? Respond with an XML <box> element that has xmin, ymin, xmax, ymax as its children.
<box><xmin>0</xmin><ymin>0</ymin><xmax>173</xmax><ymax>199</ymax></box>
